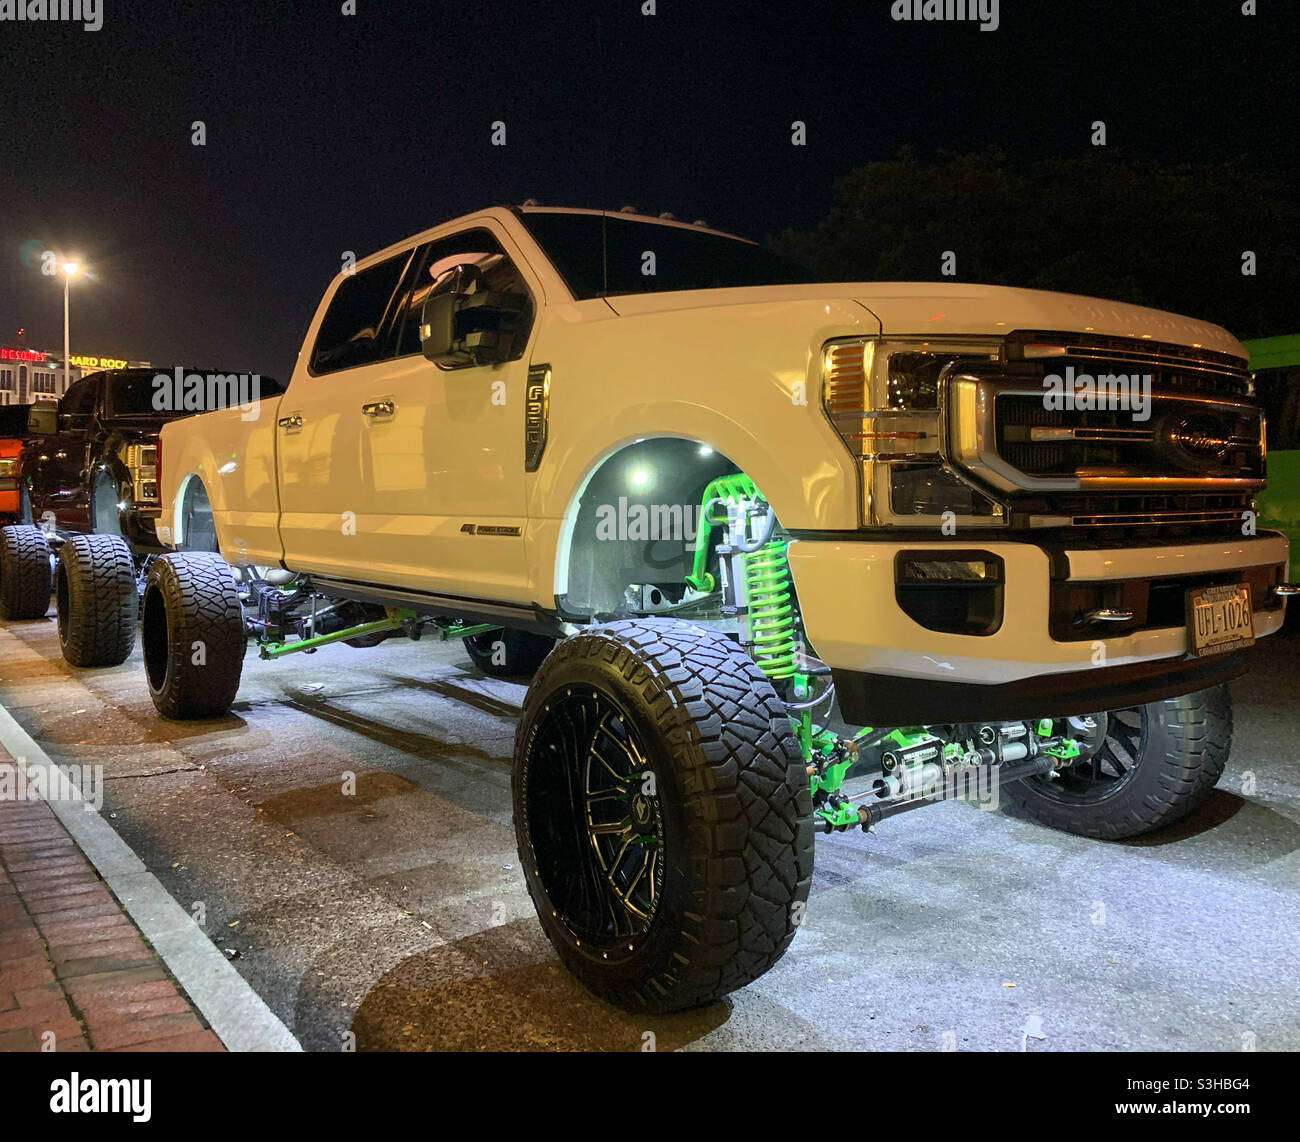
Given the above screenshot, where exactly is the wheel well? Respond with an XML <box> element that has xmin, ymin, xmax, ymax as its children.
<box><xmin>90</xmin><ymin>467</ymin><xmax>124</xmax><ymax>537</ymax></box>
<box><xmin>554</xmin><ymin>437</ymin><xmax>744</xmax><ymax>620</ymax></box>
<box><xmin>174</xmin><ymin>475</ymin><xmax>218</xmax><ymax>552</ymax></box>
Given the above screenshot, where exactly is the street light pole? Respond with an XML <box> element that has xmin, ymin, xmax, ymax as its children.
<box><xmin>63</xmin><ymin>273</ymin><xmax>70</xmax><ymax>395</ymax></box>
<box><xmin>60</xmin><ymin>262</ymin><xmax>78</xmax><ymax>397</ymax></box>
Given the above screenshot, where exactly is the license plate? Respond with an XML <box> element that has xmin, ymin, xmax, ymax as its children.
<box><xmin>1187</xmin><ymin>582</ymin><xmax>1254</xmax><ymax>657</ymax></box>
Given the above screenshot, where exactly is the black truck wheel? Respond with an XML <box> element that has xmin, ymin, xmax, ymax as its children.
<box><xmin>55</xmin><ymin>534</ymin><xmax>138</xmax><ymax>667</ymax></box>
<box><xmin>141</xmin><ymin>553</ymin><xmax>245</xmax><ymax>718</ymax></box>
<box><xmin>464</xmin><ymin>627</ymin><xmax>555</xmax><ymax>677</ymax></box>
<box><xmin>513</xmin><ymin>618</ymin><xmax>814</xmax><ymax>1013</ymax></box>
<box><xmin>0</xmin><ymin>524</ymin><xmax>53</xmax><ymax>620</ymax></box>
<box><xmin>1000</xmin><ymin>686</ymin><xmax>1231</xmax><ymax>839</ymax></box>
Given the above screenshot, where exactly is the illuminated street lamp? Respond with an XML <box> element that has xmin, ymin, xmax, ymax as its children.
<box><xmin>61</xmin><ymin>262</ymin><xmax>79</xmax><ymax>397</ymax></box>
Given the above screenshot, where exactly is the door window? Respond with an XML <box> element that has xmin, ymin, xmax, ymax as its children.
<box><xmin>60</xmin><ymin>377</ymin><xmax>98</xmax><ymax>422</ymax></box>
<box><xmin>392</xmin><ymin>229</ymin><xmax>533</xmax><ymax>360</ymax></box>
<box><xmin>309</xmin><ymin>251</ymin><xmax>411</xmax><ymax>376</ymax></box>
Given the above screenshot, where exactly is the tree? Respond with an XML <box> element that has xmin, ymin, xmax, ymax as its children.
<box><xmin>772</xmin><ymin>149</ymin><xmax>1300</xmax><ymax>340</ymax></box>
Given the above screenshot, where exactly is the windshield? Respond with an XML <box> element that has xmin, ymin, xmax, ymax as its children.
<box><xmin>518</xmin><ymin>211</ymin><xmax>815</xmax><ymax>299</ymax></box>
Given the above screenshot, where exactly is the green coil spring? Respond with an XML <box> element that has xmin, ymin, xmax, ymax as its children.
<box><xmin>746</xmin><ymin>539</ymin><xmax>798</xmax><ymax>679</ymax></box>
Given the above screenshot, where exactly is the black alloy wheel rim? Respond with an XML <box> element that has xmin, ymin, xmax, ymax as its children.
<box><xmin>524</xmin><ymin>687</ymin><xmax>664</xmax><ymax>955</ymax></box>
<box><xmin>1028</xmin><ymin>708</ymin><xmax>1145</xmax><ymax>803</ymax></box>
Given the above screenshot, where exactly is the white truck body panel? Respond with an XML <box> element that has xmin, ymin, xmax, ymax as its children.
<box><xmin>156</xmin><ymin>205</ymin><xmax>1286</xmax><ymax>711</ymax></box>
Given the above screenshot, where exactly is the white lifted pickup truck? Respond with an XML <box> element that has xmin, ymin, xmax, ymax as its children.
<box><xmin>36</xmin><ymin>205</ymin><xmax>1292</xmax><ymax>1012</ymax></box>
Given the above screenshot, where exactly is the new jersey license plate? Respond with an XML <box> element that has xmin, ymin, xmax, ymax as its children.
<box><xmin>1187</xmin><ymin>582</ymin><xmax>1254</xmax><ymax>657</ymax></box>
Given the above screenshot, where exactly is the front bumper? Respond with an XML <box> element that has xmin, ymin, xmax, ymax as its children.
<box><xmin>788</xmin><ymin>532</ymin><xmax>1289</xmax><ymax>723</ymax></box>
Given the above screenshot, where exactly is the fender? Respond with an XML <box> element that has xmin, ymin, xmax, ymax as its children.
<box><xmin>526</xmin><ymin>296</ymin><xmax>872</xmax><ymax>606</ymax></box>
<box><xmin>158</xmin><ymin>395</ymin><xmax>285</xmax><ymax>564</ymax></box>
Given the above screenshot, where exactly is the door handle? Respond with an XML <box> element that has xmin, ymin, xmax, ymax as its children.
<box><xmin>361</xmin><ymin>401</ymin><xmax>395</xmax><ymax>418</ymax></box>
<box><xmin>278</xmin><ymin>414</ymin><xmax>303</xmax><ymax>430</ymax></box>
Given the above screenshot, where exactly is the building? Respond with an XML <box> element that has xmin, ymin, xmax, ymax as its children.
<box><xmin>0</xmin><ymin>342</ymin><xmax>148</xmax><ymax>405</ymax></box>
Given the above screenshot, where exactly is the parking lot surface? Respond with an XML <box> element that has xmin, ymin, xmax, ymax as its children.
<box><xmin>1</xmin><ymin>617</ymin><xmax>1297</xmax><ymax>1052</ymax></box>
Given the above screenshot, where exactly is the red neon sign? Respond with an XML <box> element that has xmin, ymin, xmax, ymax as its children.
<box><xmin>1</xmin><ymin>348</ymin><xmax>46</xmax><ymax>362</ymax></box>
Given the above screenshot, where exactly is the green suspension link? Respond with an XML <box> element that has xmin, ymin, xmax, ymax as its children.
<box><xmin>685</xmin><ymin>473</ymin><xmax>757</xmax><ymax>594</ymax></box>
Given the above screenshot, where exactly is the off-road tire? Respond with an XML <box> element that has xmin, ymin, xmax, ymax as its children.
<box><xmin>56</xmin><ymin>534</ymin><xmax>138</xmax><ymax>667</ymax></box>
<box><xmin>142</xmin><ymin>553</ymin><xmax>245</xmax><ymax>718</ymax></box>
<box><xmin>464</xmin><ymin>627</ymin><xmax>555</xmax><ymax>677</ymax></box>
<box><xmin>513</xmin><ymin>618</ymin><xmax>814</xmax><ymax>1013</ymax></box>
<box><xmin>1000</xmin><ymin>686</ymin><xmax>1232</xmax><ymax>839</ymax></box>
<box><xmin>0</xmin><ymin>524</ymin><xmax>53</xmax><ymax>620</ymax></box>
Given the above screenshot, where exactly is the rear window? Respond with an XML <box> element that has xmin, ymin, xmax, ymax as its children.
<box><xmin>103</xmin><ymin>369</ymin><xmax>284</xmax><ymax>417</ymax></box>
<box><xmin>518</xmin><ymin>211</ymin><xmax>815</xmax><ymax>299</ymax></box>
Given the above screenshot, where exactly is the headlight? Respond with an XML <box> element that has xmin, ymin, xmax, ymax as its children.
<box><xmin>888</xmin><ymin>464</ymin><xmax>1003</xmax><ymax>519</ymax></box>
<box><xmin>822</xmin><ymin>336</ymin><xmax>1005</xmax><ymax>458</ymax></box>
<box><xmin>823</xmin><ymin>336</ymin><xmax>1007</xmax><ymax>526</ymax></box>
<box><xmin>0</xmin><ymin>458</ymin><xmax>17</xmax><ymax>477</ymax></box>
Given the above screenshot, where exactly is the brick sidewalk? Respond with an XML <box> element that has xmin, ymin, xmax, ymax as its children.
<box><xmin>0</xmin><ymin>757</ymin><xmax>224</xmax><ymax>1052</ymax></box>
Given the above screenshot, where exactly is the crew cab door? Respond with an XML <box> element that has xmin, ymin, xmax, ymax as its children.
<box><xmin>275</xmin><ymin>221</ymin><xmax>540</xmax><ymax>601</ymax></box>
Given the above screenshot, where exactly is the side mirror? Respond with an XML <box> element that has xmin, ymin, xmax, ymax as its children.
<box><xmin>419</xmin><ymin>262</ymin><xmax>528</xmax><ymax>367</ymax></box>
<box><xmin>26</xmin><ymin>402</ymin><xmax>58</xmax><ymax>436</ymax></box>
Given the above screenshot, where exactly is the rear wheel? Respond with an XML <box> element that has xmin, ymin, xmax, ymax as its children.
<box><xmin>142</xmin><ymin>552</ymin><xmax>245</xmax><ymax>718</ymax></box>
<box><xmin>464</xmin><ymin>627</ymin><xmax>555</xmax><ymax>677</ymax></box>
<box><xmin>1000</xmin><ymin>686</ymin><xmax>1231</xmax><ymax>839</ymax></box>
<box><xmin>55</xmin><ymin>534</ymin><xmax>137</xmax><ymax>666</ymax></box>
<box><xmin>513</xmin><ymin>618</ymin><xmax>814</xmax><ymax>1013</ymax></box>
<box><xmin>0</xmin><ymin>524</ymin><xmax>53</xmax><ymax>620</ymax></box>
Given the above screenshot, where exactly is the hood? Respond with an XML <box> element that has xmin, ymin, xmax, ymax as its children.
<box><xmin>602</xmin><ymin>281</ymin><xmax>1244</xmax><ymax>358</ymax></box>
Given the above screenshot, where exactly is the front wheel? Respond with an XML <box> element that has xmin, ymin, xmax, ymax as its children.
<box><xmin>512</xmin><ymin>618</ymin><xmax>814</xmax><ymax>1013</ymax></box>
<box><xmin>1000</xmin><ymin>686</ymin><xmax>1232</xmax><ymax>839</ymax></box>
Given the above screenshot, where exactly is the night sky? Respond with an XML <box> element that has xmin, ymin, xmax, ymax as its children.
<box><xmin>0</xmin><ymin>0</ymin><xmax>1295</xmax><ymax>376</ymax></box>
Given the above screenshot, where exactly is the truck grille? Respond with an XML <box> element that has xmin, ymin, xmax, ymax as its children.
<box><xmin>944</xmin><ymin>335</ymin><xmax>1265</xmax><ymax>534</ymax></box>
<box><xmin>995</xmin><ymin>394</ymin><xmax>1263</xmax><ymax>482</ymax></box>
<box><xmin>1006</xmin><ymin>331</ymin><xmax>1252</xmax><ymax>398</ymax></box>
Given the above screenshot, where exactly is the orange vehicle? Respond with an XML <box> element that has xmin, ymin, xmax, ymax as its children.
<box><xmin>0</xmin><ymin>403</ymin><xmax>41</xmax><ymax>521</ymax></box>
<box><xmin>0</xmin><ymin>437</ymin><xmax>21</xmax><ymax>519</ymax></box>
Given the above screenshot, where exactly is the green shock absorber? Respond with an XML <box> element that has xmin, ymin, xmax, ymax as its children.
<box><xmin>685</xmin><ymin>473</ymin><xmax>799</xmax><ymax>682</ymax></box>
<box><xmin>746</xmin><ymin>538</ymin><xmax>798</xmax><ymax>680</ymax></box>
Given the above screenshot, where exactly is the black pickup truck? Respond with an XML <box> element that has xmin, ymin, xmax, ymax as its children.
<box><xmin>0</xmin><ymin>366</ymin><xmax>280</xmax><ymax>665</ymax></box>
